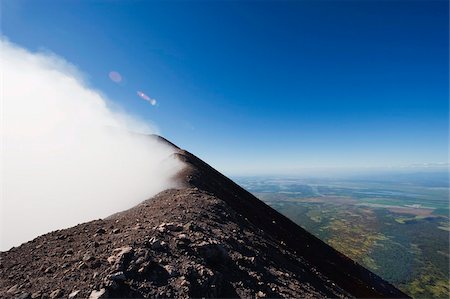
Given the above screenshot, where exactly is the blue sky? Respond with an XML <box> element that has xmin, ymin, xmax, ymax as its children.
<box><xmin>3</xmin><ymin>0</ymin><xmax>448</xmax><ymax>175</ymax></box>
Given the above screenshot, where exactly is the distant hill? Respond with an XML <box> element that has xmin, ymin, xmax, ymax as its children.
<box><xmin>0</xmin><ymin>135</ymin><xmax>409</xmax><ymax>298</ymax></box>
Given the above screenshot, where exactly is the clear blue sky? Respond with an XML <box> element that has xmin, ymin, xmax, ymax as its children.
<box><xmin>3</xmin><ymin>0</ymin><xmax>448</xmax><ymax>175</ymax></box>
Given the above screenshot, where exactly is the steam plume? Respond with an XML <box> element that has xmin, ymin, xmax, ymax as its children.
<box><xmin>1</xmin><ymin>38</ymin><xmax>183</xmax><ymax>250</ymax></box>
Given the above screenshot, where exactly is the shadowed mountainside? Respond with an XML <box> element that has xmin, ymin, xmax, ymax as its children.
<box><xmin>0</xmin><ymin>135</ymin><xmax>409</xmax><ymax>298</ymax></box>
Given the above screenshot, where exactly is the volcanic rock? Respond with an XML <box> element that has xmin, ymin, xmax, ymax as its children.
<box><xmin>0</xmin><ymin>135</ymin><xmax>409</xmax><ymax>298</ymax></box>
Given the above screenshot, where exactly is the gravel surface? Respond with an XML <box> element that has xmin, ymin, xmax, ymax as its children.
<box><xmin>0</xmin><ymin>136</ymin><xmax>409</xmax><ymax>299</ymax></box>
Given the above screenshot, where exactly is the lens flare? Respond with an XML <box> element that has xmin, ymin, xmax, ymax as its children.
<box><xmin>137</xmin><ymin>91</ymin><xmax>157</xmax><ymax>106</ymax></box>
<box><xmin>108</xmin><ymin>71</ymin><xmax>122</xmax><ymax>83</ymax></box>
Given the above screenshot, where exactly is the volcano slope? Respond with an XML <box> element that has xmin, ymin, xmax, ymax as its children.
<box><xmin>0</xmin><ymin>136</ymin><xmax>408</xmax><ymax>298</ymax></box>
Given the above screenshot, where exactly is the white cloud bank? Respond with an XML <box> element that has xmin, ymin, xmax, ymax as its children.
<box><xmin>0</xmin><ymin>39</ymin><xmax>183</xmax><ymax>251</ymax></box>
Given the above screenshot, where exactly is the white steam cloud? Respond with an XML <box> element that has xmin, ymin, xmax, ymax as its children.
<box><xmin>0</xmin><ymin>39</ymin><xmax>183</xmax><ymax>251</ymax></box>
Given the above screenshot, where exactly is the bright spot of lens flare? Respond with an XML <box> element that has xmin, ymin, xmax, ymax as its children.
<box><xmin>137</xmin><ymin>91</ymin><xmax>157</xmax><ymax>106</ymax></box>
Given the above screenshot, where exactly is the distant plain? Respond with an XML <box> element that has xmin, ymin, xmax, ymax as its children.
<box><xmin>235</xmin><ymin>171</ymin><xmax>449</xmax><ymax>298</ymax></box>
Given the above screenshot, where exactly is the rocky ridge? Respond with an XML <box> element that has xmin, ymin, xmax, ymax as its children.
<box><xmin>0</xmin><ymin>136</ymin><xmax>409</xmax><ymax>298</ymax></box>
